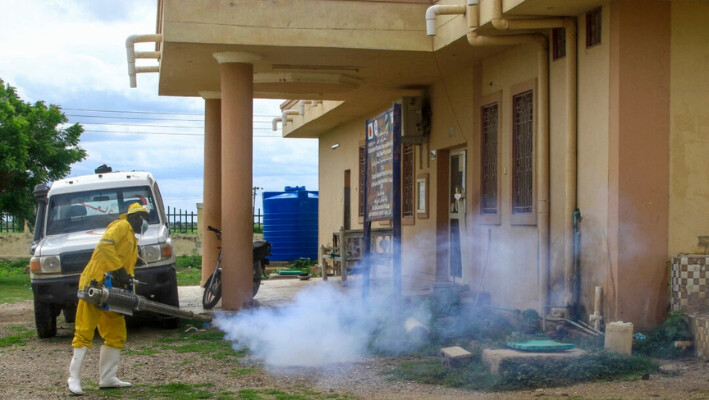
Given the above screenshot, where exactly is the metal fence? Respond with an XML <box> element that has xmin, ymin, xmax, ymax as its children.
<box><xmin>166</xmin><ymin>207</ymin><xmax>197</xmax><ymax>233</ymax></box>
<box><xmin>0</xmin><ymin>213</ymin><xmax>24</xmax><ymax>233</ymax></box>
<box><xmin>253</xmin><ymin>208</ymin><xmax>263</xmax><ymax>233</ymax></box>
<box><xmin>166</xmin><ymin>207</ymin><xmax>263</xmax><ymax>234</ymax></box>
<box><xmin>0</xmin><ymin>208</ymin><xmax>263</xmax><ymax>235</ymax></box>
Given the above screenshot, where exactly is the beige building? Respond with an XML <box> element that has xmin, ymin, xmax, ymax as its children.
<box><xmin>141</xmin><ymin>0</ymin><xmax>709</xmax><ymax>329</ymax></box>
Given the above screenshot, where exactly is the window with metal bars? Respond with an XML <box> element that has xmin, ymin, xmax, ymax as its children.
<box><xmin>586</xmin><ymin>7</ymin><xmax>601</xmax><ymax>48</ymax></box>
<box><xmin>358</xmin><ymin>144</ymin><xmax>365</xmax><ymax>219</ymax></box>
<box><xmin>402</xmin><ymin>144</ymin><xmax>415</xmax><ymax>221</ymax></box>
<box><xmin>512</xmin><ymin>90</ymin><xmax>534</xmax><ymax>215</ymax></box>
<box><xmin>553</xmin><ymin>27</ymin><xmax>566</xmax><ymax>60</ymax></box>
<box><xmin>481</xmin><ymin>102</ymin><xmax>498</xmax><ymax>215</ymax></box>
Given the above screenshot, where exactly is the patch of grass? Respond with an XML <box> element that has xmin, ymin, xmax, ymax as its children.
<box><xmin>230</xmin><ymin>367</ymin><xmax>258</xmax><ymax>376</ymax></box>
<box><xmin>633</xmin><ymin>311</ymin><xmax>693</xmax><ymax>358</ymax></box>
<box><xmin>124</xmin><ymin>346</ymin><xmax>160</xmax><ymax>356</ymax></box>
<box><xmin>0</xmin><ymin>325</ymin><xmax>34</xmax><ymax>347</ymax></box>
<box><xmin>175</xmin><ymin>255</ymin><xmax>203</xmax><ymax>286</ymax></box>
<box><xmin>497</xmin><ymin>351</ymin><xmax>657</xmax><ymax>390</ymax></box>
<box><xmin>92</xmin><ymin>382</ymin><xmax>217</xmax><ymax>399</ymax></box>
<box><xmin>0</xmin><ymin>258</ymin><xmax>32</xmax><ymax>303</ymax></box>
<box><xmin>150</xmin><ymin>328</ymin><xmax>246</xmax><ymax>360</ymax></box>
<box><xmin>283</xmin><ymin>258</ymin><xmax>315</xmax><ymax>274</ymax></box>
<box><xmin>236</xmin><ymin>388</ymin><xmax>352</xmax><ymax>400</ymax></box>
<box><xmin>384</xmin><ymin>347</ymin><xmax>658</xmax><ymax>392</ymax></box>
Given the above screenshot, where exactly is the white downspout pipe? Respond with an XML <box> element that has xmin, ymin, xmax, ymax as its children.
<box><xmin>126</xmin><ymin>34</ymin><xmax>162</xmax><ymax>88</ymax></box>
<box><xmin>280</xmin><ymin>109</ymin><xmax>301</xmax><ymax>129</ymax></box>
<box><xmin>563</xmin><ymin>21</ymin><xmax>578</xmax><ymax>315</ymax></box>
<box><xmin>272</xmin><ymin>117</ymin><xmax>282</xmax><ymax>132</ymax></box>
<box><xmin>298</xmin><ymin>100</ymin><xmax>313</xmax><ymax>115</ymax></box>
<box><xmin>426</xmin><ymin>4</ymin><xmax>467</xmax><ymax>36</ymax></box>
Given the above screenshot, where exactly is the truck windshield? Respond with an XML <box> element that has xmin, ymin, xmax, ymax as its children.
<box><xmin>46</xmin><ymin>186</ymin><xmax>159</xmax><ymax>235</ymax></box>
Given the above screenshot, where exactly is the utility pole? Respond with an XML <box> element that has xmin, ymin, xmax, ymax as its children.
<box><xmin>252</xmin><ymin>186</ymin><xmax>262</xmax><ymax>217</ymax></box>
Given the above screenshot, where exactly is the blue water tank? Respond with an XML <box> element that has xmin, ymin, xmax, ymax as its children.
<box><xmin>263</xmin><ymin>186</ymin><xmax>318</xmax><ymax>262</ymax></box>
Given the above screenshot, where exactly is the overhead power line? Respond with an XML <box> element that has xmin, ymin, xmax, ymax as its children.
<box><xmin>68</xmin><ymin>114</ymin><xmax>280</xmax><ymax>122</ymax></box>
<box><xmin>62</xmin><ymin>108</ymin><xmax>279</xmax><ymax>118</ymax></box>
<box><xmin>82</xmin><ymin>130</ymin><xmax>284</xmax><ymax>138</ymax></box>
<box><xmin>74</xmin><ymin>121</ymin><xmax>274</xmax><ymax>128</ymax></box>
<box><xmin>80</xmin><ymin>122</ymin><xmax>202</xmax><ymax>129</ymax></box>
<box><xmin>66</xmin><ymin>114</ymin><xmax>206</xmax><ymax>122</ymax></box>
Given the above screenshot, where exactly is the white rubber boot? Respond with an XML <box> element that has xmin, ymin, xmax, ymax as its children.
<box><xmin>98</xmin><ymin>345</ymin><xmax>132</xmax><ymax>388</ymax></box>
<box><xmin>67</xmin><ymin>346</ymin><xmax>88</xmax><ymax>395</ymax></box>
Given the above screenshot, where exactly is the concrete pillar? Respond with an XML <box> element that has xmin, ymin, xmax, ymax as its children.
<box><xmin>213</xmin><ymin>51</ymin><xmax>261</xmax><ymax>310</ymax></box>
<box><xmin>608</xmin><ymin>1</ymin><xmax>670</xmax><ymax>329</ymax></box>
<box><xmin>199</xmin><ymin>91</ymin><xmax>221</xmax><ymax>286</ymax></box>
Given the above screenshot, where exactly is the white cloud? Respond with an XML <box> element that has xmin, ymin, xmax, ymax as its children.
<box><xmin>0</xmin><ymin>0</ymin><xmax>318</xmax><ymax>214</ymax></box>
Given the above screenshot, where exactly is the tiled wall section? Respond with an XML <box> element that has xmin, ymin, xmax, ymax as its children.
<box><xmin>671</xmin><ymin>255</ymin><xmax>709</xmax><ymax>359</ymax></box>
<box><xmin>690</xmin><ymin>313</ymin><xmax>709</xmax><ymax>359</ymax></box>
<box><xmin>671</xmin><ymin>255</ymin><xmax>709</xmax><ymax>313</ymax></box>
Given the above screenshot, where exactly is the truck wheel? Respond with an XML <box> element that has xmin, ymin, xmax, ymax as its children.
<box><xmin>159</xmin><ymin>283</ymin><xmax>180</xmax><ymax>330</ymax></box>
<box><xmin>34</xmin><ymin>299</ymin><xmax>58</xmax><ymax>338</ymax></box>
<box><xmin>63</xmin><ymin>303</ymin><xmax>77</xmax><ymax>323</ymax></box>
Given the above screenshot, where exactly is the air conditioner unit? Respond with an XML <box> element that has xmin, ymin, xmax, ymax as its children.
<box><xmin>397</xmin><ymin>96</ymin><xmax>429</xmax><ymax>145</ymax></box>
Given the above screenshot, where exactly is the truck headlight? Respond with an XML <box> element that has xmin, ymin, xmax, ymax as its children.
<box><xmin>139</xmin><ymin>244</ymin><xmax>173</xmax><ymax>263</ymax></box>
<box><xmin>140</xmin><ymin>245</ymin><xmax>161</xmax><ymax>263</ymax></box>
<box><xmin>30</xmin><ymin>255</ymin><xmax>61</xmax><ymax>274</ymax></box>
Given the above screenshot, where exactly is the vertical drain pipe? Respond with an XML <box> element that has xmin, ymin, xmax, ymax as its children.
<box><xmin>572</xmin><ymin>208</ymin><xmax>583</xmax><ymax>319</ymax></box>
<box><xmin>537</xmin><ymin>39</ymin><xmax>550</xmax><ymax>316</ymax></box>
<box><xmin>564</xmin><ymin>21</ymin><xmax>579</xmax><ymax>317</ymax></box>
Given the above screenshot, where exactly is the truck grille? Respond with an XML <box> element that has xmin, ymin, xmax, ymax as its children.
<box><xmin>61</xmin><ymin>250</ymin><xmax>94</xmax><ymax>274</ymax></box>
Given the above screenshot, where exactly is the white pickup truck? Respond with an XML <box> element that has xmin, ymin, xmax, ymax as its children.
<box><xmin>29</xmin><ymin>167</ymin><xmax>179</xmax><ymax>338</ymax></box>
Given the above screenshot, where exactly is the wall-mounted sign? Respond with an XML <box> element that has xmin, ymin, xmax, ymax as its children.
<box><xmin>365</xmin><ymin>104</ymin><xmax>400</xmax><ymax>222</ymax></box>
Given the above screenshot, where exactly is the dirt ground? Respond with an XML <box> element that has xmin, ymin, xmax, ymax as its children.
<box><xmin>3</xmin><ymin>299</ymin><xmax>709</xmax><ymax>400</ymax></box>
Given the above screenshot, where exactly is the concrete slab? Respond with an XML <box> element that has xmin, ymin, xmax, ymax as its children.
<box><xmin>177</xmin><ymin>276</ymin><xmax>340</xmax><ymax>316</ymax></box>
<box><xmin>482</xmin><ymin>348</ymin><xmax>587</xmax><ymax>376</ymax></box>
<box><xmin>441</xmin><ymin>346</ymin><xmax>472</xmax><ymax>367</ymax></box>
<box><xmin>441</xmin><ymin>346</ymin><xmax>472</xmax><ymax>358</ymax></box>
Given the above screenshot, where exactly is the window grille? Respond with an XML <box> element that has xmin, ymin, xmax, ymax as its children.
<box><xmin>512</xmin><ymin>90</ymin><xmax>534</xmax><ymax>214</ymax></box>
<box><xmin>553</xmin><ymin>28</ymin><xmax>566</xmax><ymax>60</ymax></box>
<box><xmin>586</xmin><ymin>8</ymin><xmax>602</xmax><ymax>48</ymax></box>
<box><xmin>481</xmin><ymin>102</ymin><xmax>498</xmax><ymax>215</ymax></box>
<box><xmin>402</xmin><ymin>144</ymin><xmax>415</xmax><ymax>218</ymax></box>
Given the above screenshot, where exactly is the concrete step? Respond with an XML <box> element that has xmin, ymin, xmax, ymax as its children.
<box><xmin>482</xmin><ymin>348</ymin><xmax>586</xmax><ymax>375</ymax></box>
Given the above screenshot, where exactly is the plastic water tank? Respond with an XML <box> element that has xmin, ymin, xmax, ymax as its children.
<box><xmin>262</xmin><ymin>186</ymin><xmax>318</xmax><ymax>262</ymax></box>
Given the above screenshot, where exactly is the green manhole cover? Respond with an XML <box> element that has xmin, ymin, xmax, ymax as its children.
<box><xmin>506</xmin><ymin>340</ymin><xmax>575</xmax><ymax>352</ymax></box>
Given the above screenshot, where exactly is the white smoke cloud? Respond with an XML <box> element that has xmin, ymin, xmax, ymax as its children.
<box><xmin>214</xmin><ymin>275</ymin><xmax>433</xmax><ymax>369</ymax></box>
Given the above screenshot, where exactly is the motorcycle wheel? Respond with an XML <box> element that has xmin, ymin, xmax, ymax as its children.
<box><xmin>202</xmin><ymin>268</ymin><xmax>222</xmax><ymax>309</ymax></box>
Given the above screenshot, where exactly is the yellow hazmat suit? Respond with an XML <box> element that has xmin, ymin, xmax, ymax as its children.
<box><xmin>71</xmin><ymin>205</ymin><xmax>142</xmax><ymax>349</ymax></box>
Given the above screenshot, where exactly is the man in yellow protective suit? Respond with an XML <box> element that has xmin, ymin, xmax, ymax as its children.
<box><xmin>67</xmin><ymin>202</ymin><xmax>149</xmax><ymax>395</ymax></box>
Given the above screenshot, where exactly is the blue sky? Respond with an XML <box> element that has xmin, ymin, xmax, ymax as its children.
<box><xmin>0</xmin><ymin>0</ymin><xmax>318</xmax><ymax>213</ymax></box>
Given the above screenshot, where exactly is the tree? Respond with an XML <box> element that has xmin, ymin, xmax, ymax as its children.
<box><xmin>0</xmin><ymin>79</ymin><xmax>86</xmax><ymax>223</ymax></box>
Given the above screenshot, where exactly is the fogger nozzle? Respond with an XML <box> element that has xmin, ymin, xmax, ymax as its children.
<box><xmin>78</xmin><ymin>284</ymin><xmax>212</xmax><ymax>323</ymax></box>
